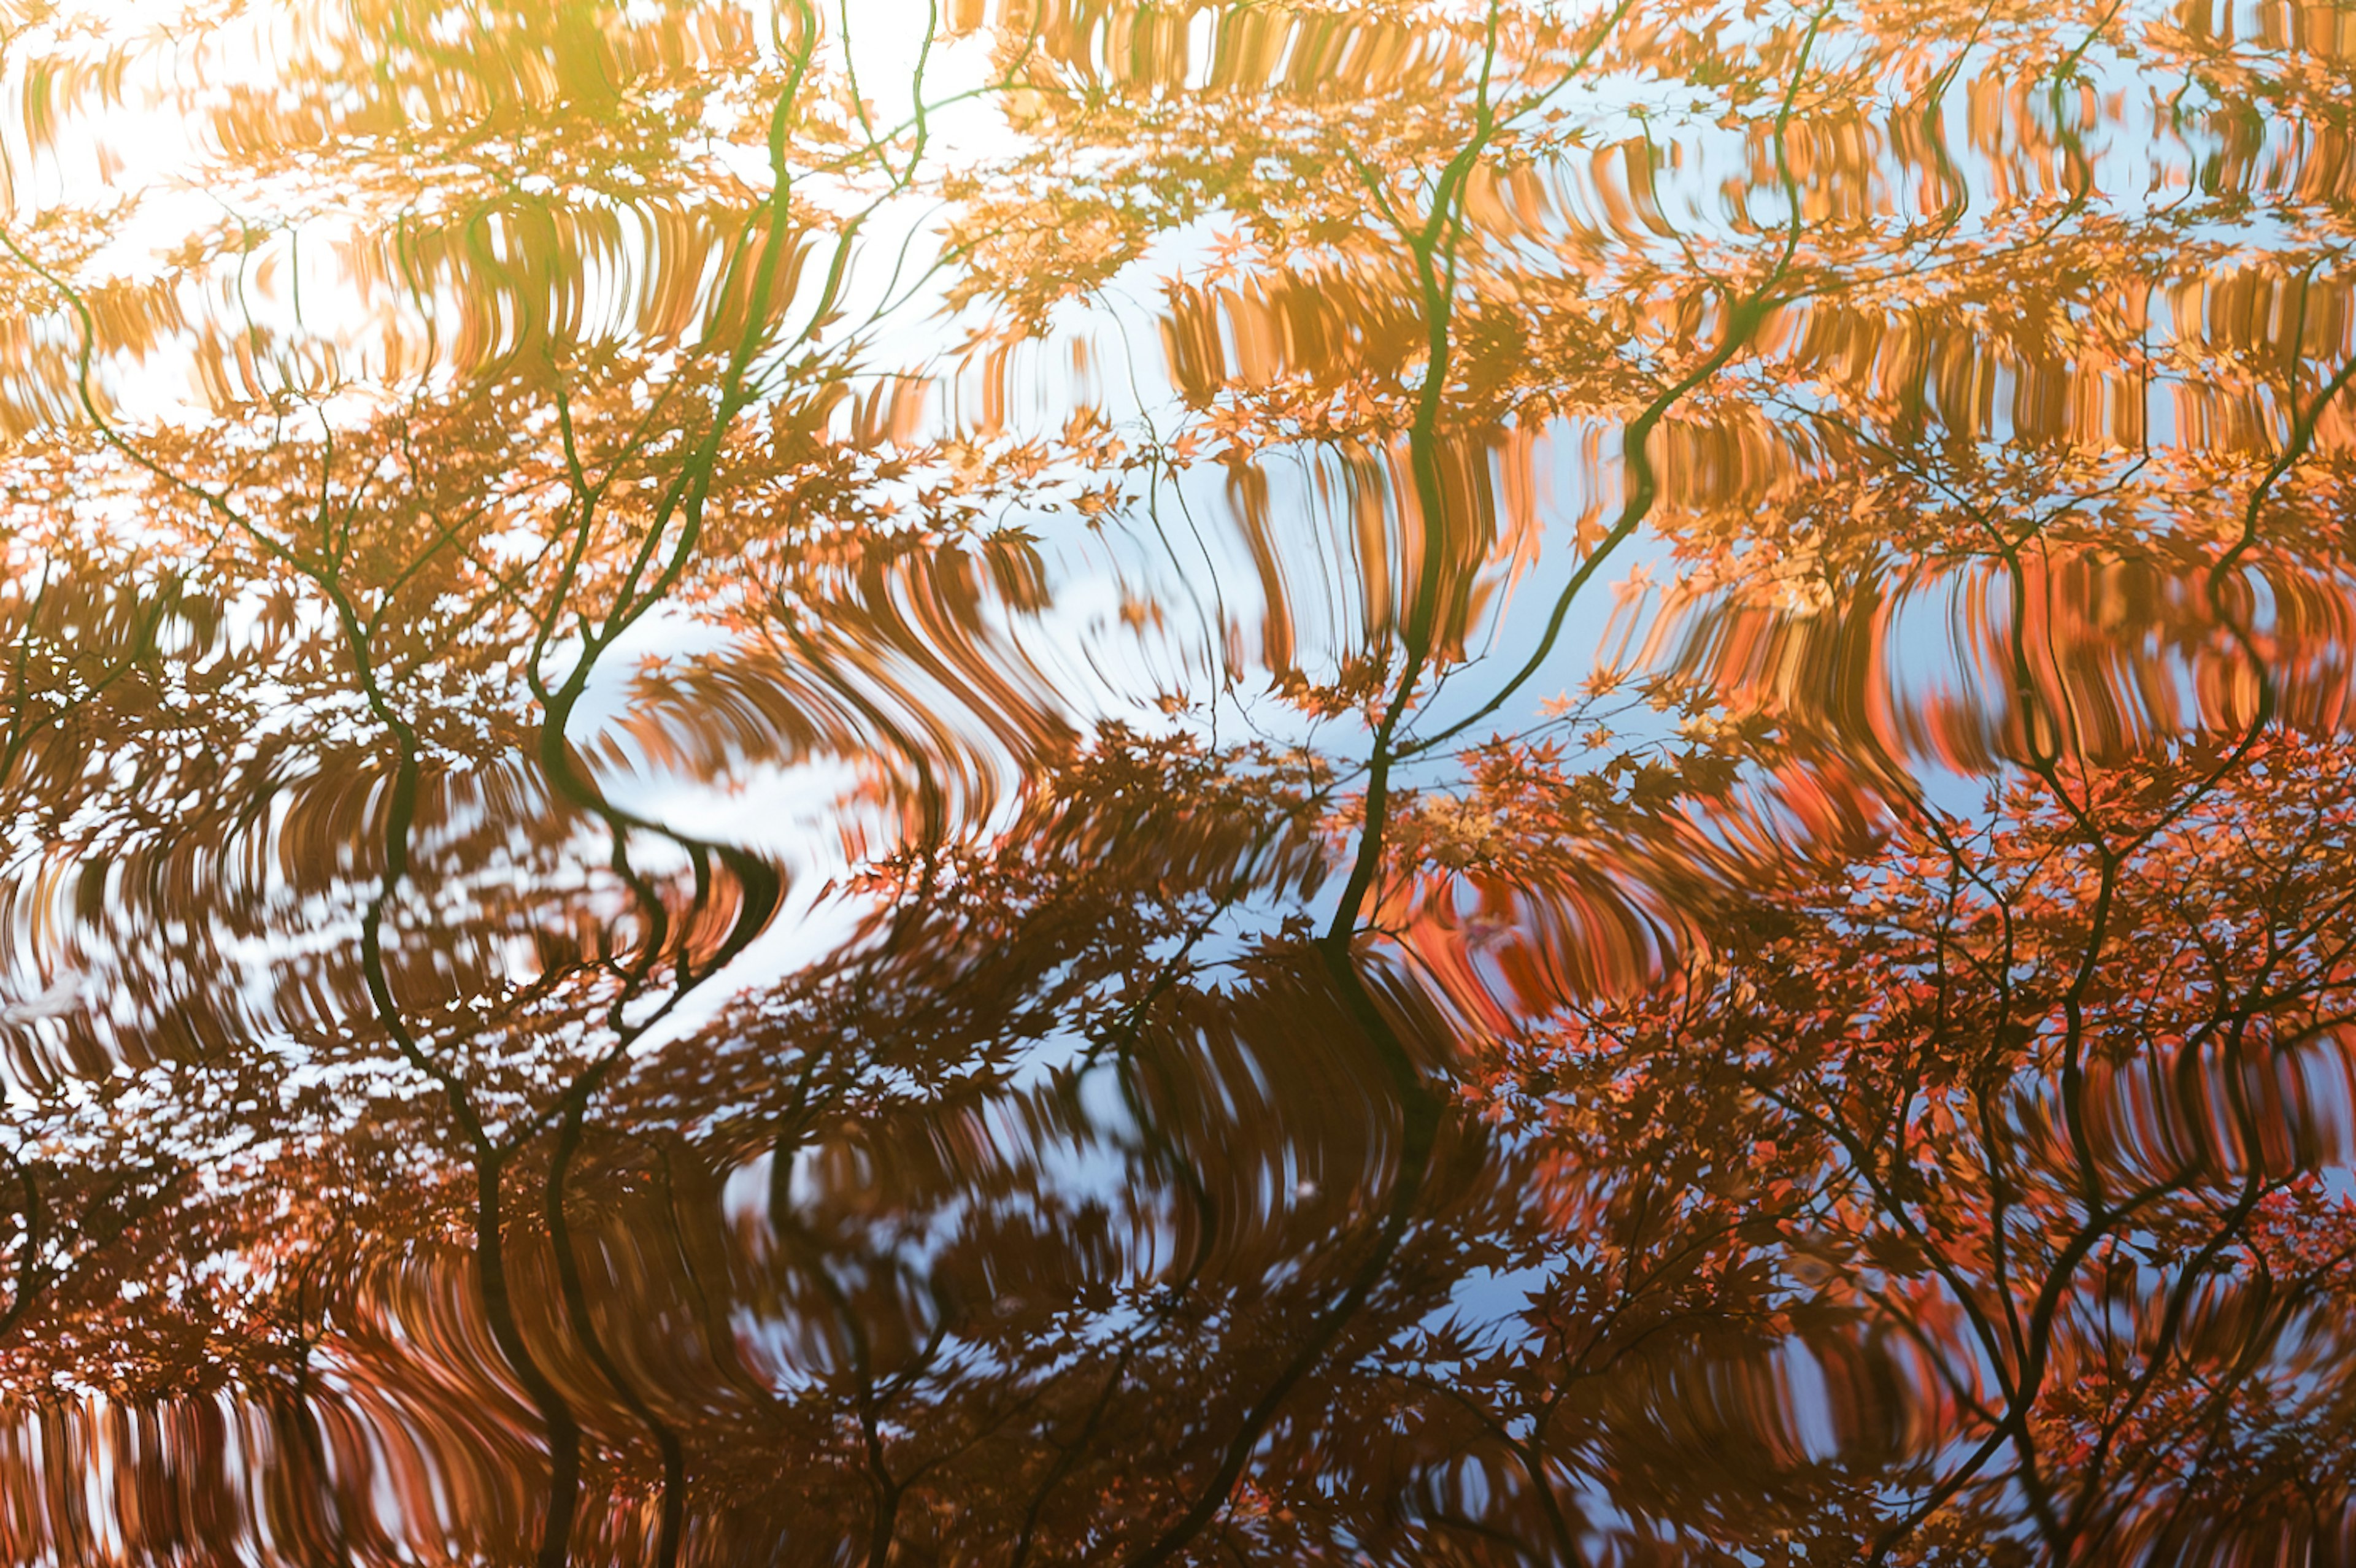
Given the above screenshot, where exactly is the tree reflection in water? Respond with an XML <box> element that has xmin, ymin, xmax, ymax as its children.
<box><xmin>2</xmin><ymin>0</ymin><xmax>2355</xmax><ymax>1561</ymax></box>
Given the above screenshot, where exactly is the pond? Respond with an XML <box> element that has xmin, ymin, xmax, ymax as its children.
<box><xmin>1</xmin><ymin>0</ymin><xmax>2352</xmax><ymax>1562</ymax></box>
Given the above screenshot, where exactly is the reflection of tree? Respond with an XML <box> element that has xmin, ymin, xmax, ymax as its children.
<box><xmin>4</xmin><ymin>0</ymin><xmax>2356</xmax><ymax>1563</ymax></box>
<box><xmin>1447</xmin><ymin>732</ymin><xmax>2356</xmax><ymax>1563</ymax></box>
<box><xmin>0</xmin><ymin>0</ymin><xmax>1087</xmax><ymax>1559</ymax></box>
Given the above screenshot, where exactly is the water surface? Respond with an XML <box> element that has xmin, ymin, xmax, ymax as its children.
<box><xmin>4</xmin><ymin>0</ymin><xmax>2356</xmax><ymax>1562</ymax></box>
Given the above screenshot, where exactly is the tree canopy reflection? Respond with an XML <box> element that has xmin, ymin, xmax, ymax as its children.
<box><xmin>3</xmin><ymin>0</ymin><xmax>2356</xmax><ymax>1562</ymax></box>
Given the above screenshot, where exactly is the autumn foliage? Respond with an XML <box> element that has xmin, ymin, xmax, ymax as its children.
<box><xmin>2</xmin><ymin>0</ymin><xmax>2356</xmax><ymax>1563</ymax></box>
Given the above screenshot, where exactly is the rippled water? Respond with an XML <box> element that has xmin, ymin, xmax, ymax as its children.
<box><xmin>3</xmin><ymin>0</ymin><xmax>2355</xmax><ymax>1562</ymax></box>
